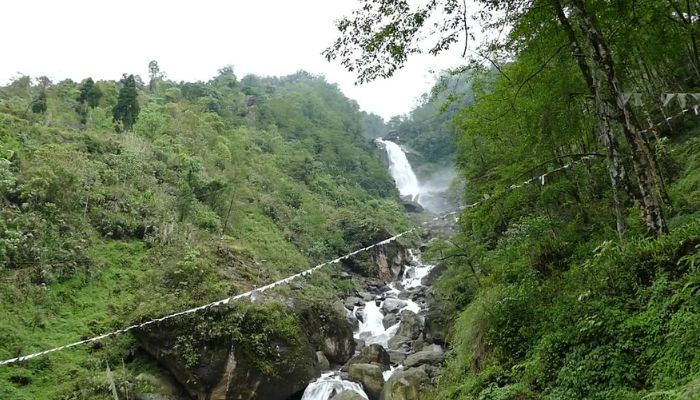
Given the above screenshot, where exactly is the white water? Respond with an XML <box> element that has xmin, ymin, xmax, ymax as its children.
<box><xmin>355</xmin><ymin>300</ymin><xmax>400</xmax><ymax>348</ymax></box>
<box><xmin>377</xmin><ymin>139</ymin><xmax>421</xmax><ymax>201</ymax></box>
<box><xmin>301</xmin><ymin>373</ymin><xmax>368</xmax><ymax>400</ymax></box>
<box><xmin>301</xmin><ymin>252</ymin><xmax>436</xmax><ymax>399</ymax></box>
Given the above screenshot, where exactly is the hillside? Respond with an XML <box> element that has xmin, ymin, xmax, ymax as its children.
<box><xmin>0</xmin><ymin>70</ymin><xmax>411</xmax><ymax>398</ymax></box>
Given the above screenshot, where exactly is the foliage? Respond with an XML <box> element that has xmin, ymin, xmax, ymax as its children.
<box><xmin>112</xmin><ymin>74</ymin><xmax>140</xmax><ymax>131</ymax></box>
<box><xmin>0</xmin><ymin>68</ymin><xmax>407</xmax><ymax>397</ymax></box>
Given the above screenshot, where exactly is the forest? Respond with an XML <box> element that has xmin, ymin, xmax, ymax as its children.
<box><xmin>2</xmin><ymin>0</ymin><xmax>700</xmax><ymax>399</ymax></box>
<box><xmin>325</xmin><ymin>0</ymin><xmax>700</xmax><ymax>398</ymax></box>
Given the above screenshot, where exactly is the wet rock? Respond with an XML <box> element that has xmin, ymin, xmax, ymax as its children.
<box><xmin>355</xmin><ymin>307</ymin><xmax>365</xmax><ymax>323</ymax></box>
<box><xmin>387</xmin><ymin>335</ymin><xmax>411</xmax><ymax>351</ymax></box>
<box><xmin>402</xmin><ymin>200</ymin><xmax>423</xmax><ymax>213</ymax></box>
<box><xmin>345</xmin><ymin>296</ymin><xmax>363</xmax><ymax>309</ymax></box>
<box><xmin>379</xmin><ymin>367</ymin><xmax>430</xmax><ymax>400</ymax></box>
<box><xmin>381</xmin><ymin>298</ymin><xmax>405</xmax><ymax>314</ymax></box>
<box><xmin>421</xmin><ymin>263</ymin><xmax>446</xmax><ymax>286</ymax></box>
<box><xmin>387</xmin><ymin>350</ymin><xmax>407</xmax><ymax>365</ymax></box>
<box><xmin>316</xmin><ymin>351</ymin><xmax>330</xmax><ymax>371</ymax></box>
<box><xmin>382</xmin><ymin>314</ymin><xmax>399</xmax><ymax>329</ymax></box>
<box><xmin>422</xmin><ymin>343</ymin><xmax>444</xmax><ymax>353</ymax></box>
<box><xmin>348</xmin><ymin>363</ymin><xmax>384</xmax><ymax>400</ymax></box>
<box><xmin>331</xmin><ymin>391</ymin><xmax>367</xmax><ymax>400</ymax></box>
<box><xmin>396</xmin><ymin>310</ymin><xmax>422</xmax><ymax>340</ymax></box>
<box><xmin>355</xmin><ymin>339</ymin><xmax>366</xmax><ymax>354</ymax></box>
<box><xmin>358</xmin><ymin>291</ymin><xmax>373</xmax><ymax>302</ymax></box>
<box><xmin>423</xmin><ymin>306</ymin><xmax>450</xmax><ymax>345</ymax></box>
<box><xmin>345</xmin><ymin>344</ymin><xmax>391</xmax><ymax>371</ymax></box>
<box><xmin>334</xmin><ymin>301</ymin><xmax>359</xmax><ymax>330</ymax></box>
<box><xmin>323</xmin><ymin>334</ymin><xmax>356</xmax><ymax>365</ymax></box>
<box><xmin>404</xmin><ymin>350</ymin><xmax>445</xmax><ymax>368</ymax></box>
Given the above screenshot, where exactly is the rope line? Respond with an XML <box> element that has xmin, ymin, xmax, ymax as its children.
<box><xmin>3</xmin><ymin>100</ymin><xmax>697</xmax><ymax>367</ymax></box>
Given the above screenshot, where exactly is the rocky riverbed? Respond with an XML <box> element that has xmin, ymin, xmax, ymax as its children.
<box><xmin>301</xmin><ymin>249</ymin><xmax>447</xmax><ymax>400</ymax></box>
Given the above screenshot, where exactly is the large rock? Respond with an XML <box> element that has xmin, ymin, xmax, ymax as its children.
<box><xmin>404</xmin><ymin>350</ymin><xmax>445</xmax><ymax>368</ymax></box>
<box><xmin>401</xmin><ymin>200</ymin><xmax>424</xmax><ymax>213</ymax></box>
<box><xmin>331</xmin><ymin>391</ymin><xmax>367</xmax><ymax>400</ymax></box>
<box><xmin>348</xmin><ymin>363</ymin><xmax>384</xmax><ymax>400</ymax></box>
<box><xmin>342</xmin><ymin>239</ymin><xmax>408</xmax><ymax>282</ymax></box>
<box><xmin>387</xmin><ymin>350</ymin><xmax>407</xmax><ymax>365</ymax></box>
<box><xmin>133</xmin><ymin>299</ymin><xmax>358</xmax><ymax>400</ymax></box>
<box><xmin>382</xmin><ymin>313</ymin><xmax>399</xmax><ymax>329</ymax></box>
<box><xmin>396</xmin><ymin>310</ymin><xmax>421</xmax><ymax>340</ymax></box>
<box><xmin>387</xmin><ymin>335</ymin><xmax>411</xmax><ymax>351</ymax></box>
<box><xmin>423</xmin><ymin>304</ymin><xmax>450</xmax><ymax>345</ymax></box>
<box><xmin>381</xmin><ymin>299</ymin><xmax>405</xmax><ymax>314</ymax></box>
<box><xmin>316</xmin><ymin>351</ymin><xmax>331</xmax><ymax>371</ymax></box>
<box><xmin>379</xmin><ymin>368</ymin><xmax>430</xmax><ymax>400</ymax></box>
<box><xmin>344</xmin><ymin>296</ymin><xmax>364</xmax><ymax>309</ymax></box>
<box><xmin>345</xmin><ymin>344</ymin><xmax>390</xmax><ymax>371</ymax></box>
<box><xmin>334</xmin><ymin>300</ymin><xmax>359</xmax><ymax>330</ymax></box>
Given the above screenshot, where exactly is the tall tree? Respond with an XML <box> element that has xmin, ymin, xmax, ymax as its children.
<box><xmin>148</xmin><ymin>60</ymin><xmax>160</xmax><ymax>91</ymax></box>
<box><xmin>112</xmin><ymin>74</ymin><xmax>140</xmax><ymax>132</ymax></box>
<box><xmin>325</xmin><ymin>0</ymin><xmax>686</xmax><ymax>236</ymax></box>
<box><xmin>78</xmin><ymin>77</ymin><xmax>102</xmax><ymax>108</ymax></box>
<box><xmin>31</xmin><ymin>89</ymin><xmax>47</xmax><ymax>114</ymax></box>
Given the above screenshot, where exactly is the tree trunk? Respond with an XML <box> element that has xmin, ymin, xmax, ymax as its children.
<box><xmin>552</xmin><ymin>0</ymin><xmax>628</xmax><ymax>240</ymax></box>
<box><xmin>569</xmin><ymin>0</ymin><xmax>669</xmax><ymax>236</ymax></box>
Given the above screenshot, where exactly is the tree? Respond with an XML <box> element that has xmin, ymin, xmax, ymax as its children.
<box><xmin>31</xmin><ymin>90</ymin><xmax>47</xmax><ymax>114</ymax></box>
<box><xmin>112</xmin><ymin>74</ymin><xmax>140</xmax><ymax>131</ymax></box>
<box><xmin>325</xmin><ymin>0</ymin><xmax>686</xmax><ymax>236</ymax></box>
<box><xmin>148</xmin><ymin>60</ymin><xmax>160</xmax><ymax>91</ymax></box>
<box><xmin>78</xmin><ymin>78</ymin><xmax>102</xmax><ymax>108</ymax></box>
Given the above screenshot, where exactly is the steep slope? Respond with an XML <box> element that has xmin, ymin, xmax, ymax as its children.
<box><xmin>0</xmin><ymin>70</ymin><xmax>410</xmax><ymax>398</ymax></box>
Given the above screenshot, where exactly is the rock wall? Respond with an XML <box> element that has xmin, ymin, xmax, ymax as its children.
<box><xmin>134</xmin><ymin>298</ymin><xmax>355</xmax><ymax>400</ymax></box>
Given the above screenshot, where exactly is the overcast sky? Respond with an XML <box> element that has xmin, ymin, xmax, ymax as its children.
<box><xmin>1</xmin><ymin>0</ymin><xmax>468</xmax><ymax>120</ymax></box>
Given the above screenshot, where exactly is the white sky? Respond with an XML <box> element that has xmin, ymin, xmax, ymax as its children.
<box><xmin>0</xmin><ymin>0</ymin><xmax>468</xmax><ymax>120</ymax></box>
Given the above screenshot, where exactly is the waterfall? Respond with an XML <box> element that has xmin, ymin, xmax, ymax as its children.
<box><xmin>377</xmin><ymin>139</ymin><xmax>421</xmax><ymax>201</ymax></box>
<box><xmin>301</xmin><ymin>373</ymin><xmax>368</xmax><ymax>400</ymax></box>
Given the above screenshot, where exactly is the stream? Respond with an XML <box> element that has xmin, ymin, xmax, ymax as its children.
<box><xmin>301</xmin><ymin>250</ymin><xmax>436</xmax><ymax>400</ymax></box>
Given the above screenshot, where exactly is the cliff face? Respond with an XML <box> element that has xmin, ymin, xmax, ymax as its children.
<box><xmin>134</xmin><ymin>299</ymin><xmax>356</xmax><ymax>400</ymax></box>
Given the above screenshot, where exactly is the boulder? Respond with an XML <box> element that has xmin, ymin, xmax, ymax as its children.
<box><xmin>323</xmin><ymin>334</ymin><xmax>356</xmax><ymax>365</ymax></box>
<box><xmin>381</xmin><ymin>299</ymin><xmax>405</xmax><ymax>314</ymax></box>
<box><xmin>382</xmin><ymin>314</ymin><xmax>399</xmax><ymax>329</ymax></box>
<box><xmin>387</xmin><ymin>350</ymin><xmax>407</xmax><ymax>365</ymax></box>
<box><xmin>345</xmin><ymin>344</ymin><xmax>390</xmax><ymax>371</ymax></box>
<box><xmin>420</xmin><ymin>263</ymin><xmax>446</xmax><ymax>286</ymax></box>
<box><xmin>348</xmin><ymin>363</ymin><xmax>384</xmax><ymax>400</ymax></box>
<box><xmin>387</xmin><ymin>335</ymin><xmax>411</xmax><ymax>351</ymax></box>
<box><xmin>334</xmin><ymin>300</ymin><xmax>359</xmax><ymax>330</ymax></box>
<box><xmin>396</xmin><ymin>310</ymin><xmax>421</xmax><ymax>340</ymax></box>
<box><xmin>134</xmin><ymin>305</ymin><xmax>321</xmax><ymax>400</ymax></box>
<box><xmin>379</xmin><ymin>368</ymin><xmax>430</xmax><ymax>400</ymax></box>
<box><xmin>404</xmin><ymin>350</ymin><xmax>445</xmax><ymax>368</ymax></box>
<box><xmin>421</xmin><ymin>343</ymin><xmax>444</xmax><ymax>353</ymax></box>
<box><xmin>344</xmin><ymin>296</ymin><xmax>364</xmax><ymax>309</ymax></box>
<box><xmin>401</xmin><ymin>200</ymin><xmax>424</xmax><ymax>213</ymax></box>
<box><xmin>316</xmin><ymin>351</ymin><xmax>331</xmax><ymax>371</ymax></box>
<box><xmin>331</xmin><ymin>391</ymin><xmax>367</xmax><ymax>400</ymax></box>
<box><xmin>423</xmin><ymin>306</ymin><xmax>450</xmax><ymax>345</ymax></box>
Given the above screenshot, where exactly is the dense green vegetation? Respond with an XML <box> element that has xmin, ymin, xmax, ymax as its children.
<box><xmin>387</xmin><ymin>73</ymin><xmax>473</xmax><ymax>177</ymax></box>
<box><xmin>329</xmin><ymin>0</ymin><xmax>700</xmax><ymax>398</ymax></box>
<box><xmin>0</xmin><ymin>69</ymin><xmax>409</xmax><ymax>398</ymax></box>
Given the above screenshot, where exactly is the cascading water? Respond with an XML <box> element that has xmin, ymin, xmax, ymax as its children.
<box><xmin>301</xmin><ymin>251</ymin><xmax>436</xmax><ymax>400</ymax></box>
<box><xmin>377</xmin><ymin>139</ymin><xmax>421</xmax><ymax>201</ymax></box>
<box><xmin>301</xmin><ymin>373</ymin><xmax>368</xmax><ymax>400</ymax></box>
